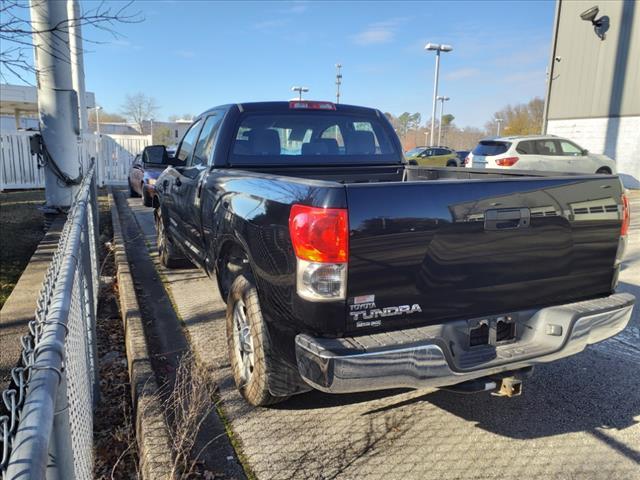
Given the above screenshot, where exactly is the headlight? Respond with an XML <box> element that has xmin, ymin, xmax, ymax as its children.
<box><xmin>147</xmin><ymin>178</ymin><xmax>156</xmax><ymax>185</ymax></box>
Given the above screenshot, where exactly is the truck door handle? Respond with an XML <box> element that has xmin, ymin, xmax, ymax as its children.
<box><xmin>484</xmin><ymin>208</ymin><xmax>530</xmax><ymax>230</ymax></box>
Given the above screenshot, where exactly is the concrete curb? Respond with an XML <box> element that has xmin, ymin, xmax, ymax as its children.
<box><xmin>108</xmin><ymin>187</ymin><xmax>174</xmax><ymax>479</ymax></box>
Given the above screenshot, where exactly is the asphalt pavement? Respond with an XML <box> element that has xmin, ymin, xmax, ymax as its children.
<box><xmin>122</xmin><ymin>188</ymin><xmax>640</xmax><ymax>480</ymax></box>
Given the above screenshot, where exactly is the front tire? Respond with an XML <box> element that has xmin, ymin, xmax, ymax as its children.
<box><xmin>226</xmin><ymin>275</ymin><xmax>290</xmax><ymax>407</ymax></box>
<box><xmin>142</xmin><ymin>186</ymin><xmax>153</xmax><ymax>207</ymax></box>
<box><xmin>156</xmin><ymin>209</ymin><xmax>184</xmax><ymax>268</ymax></box>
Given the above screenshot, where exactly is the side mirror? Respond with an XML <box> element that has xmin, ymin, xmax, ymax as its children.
<box><xmin>142</xmin><ymin>145</ymin><xmax>170</xmax><ymax>166</ymax></box>
<box><xmin>581</xmin><ymin>148</ymin><xmax>589</xmax><ymax>155</ymax></box>
<box><xmin>408</xmin><ymin>159</ymin><xmax>418</xmax><ymax>166</ymax></box>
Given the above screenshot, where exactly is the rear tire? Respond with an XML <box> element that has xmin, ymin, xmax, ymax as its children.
<box><xmin>226</xmin><ymin>275</ymin><xmax>291</xmax><ymax>407</ymax></box>
<box><xmin>142</xmin><ymin>186</ymin><xmax>153</xmax><ymax>207</ymax></box>
<box><xmin>596</xmin><ymin>167</ymin><xmax>612</xmax><ymax>175</ymax></box>
<box><xmin>156</xmin><ymin>209</ymin><xmax>184</xmax><ymax>268</ymax></box>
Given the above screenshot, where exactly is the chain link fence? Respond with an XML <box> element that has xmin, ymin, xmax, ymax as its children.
<box><xmin>1</xmin><ymin>164</ymin><xmax>100</xmax><ymax>480</ymax></box>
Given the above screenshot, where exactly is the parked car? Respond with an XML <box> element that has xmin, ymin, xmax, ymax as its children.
<box><xmin>405</xmin><ymin>146</ymin><xmax>459</xmax><ymax>167</ymax></box>
<box><xmin>465</xmin><ymin>135</ymin><xmax>616</xmax><ymax>174</ymax></box>
<box><xmin>456</xmin><ymin>150</ymin><xmax>470</xmax><ymax>165</ymax></box>
<box><xmin>128</xmin><ymin>145</ymin><xmax>173</xmax><ymax>207</ymax></box>
<box><xmin>154</xmin><ymin>101</ymin><xmax>633</xmax><ymax>406</ymax></box>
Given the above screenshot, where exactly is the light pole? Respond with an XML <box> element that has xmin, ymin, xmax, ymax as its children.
<box><xmin>425</xmin><ymin>43</ymin><xmax>453</xmax><ymax>146</ymax></box>
<box><xmin>335</xmin><ymin>64</ymin><xmax>342</xmax><ymax>104</ymax></box>
<box><xmin>495</xmin><ymin>117</ymin><xmax>503</xmax><ymax>136</ymax></box>
<box><xmin>291</xmin><ymin>86</ymin><xmax>309</xmax><ymax>100</ymax></box>
<box><xmin>92</xmin><ymin>105</ymin><xmax>102</xmax><ymax>136</ymax></box>
<box><xmin>436</xmin><ymin>95</ymin><xmax>450</xmax><ymax>145</ymax></box>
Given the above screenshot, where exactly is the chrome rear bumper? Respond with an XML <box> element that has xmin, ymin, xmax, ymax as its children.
<box><xmin>295</xmin><ymin>293</ymin><xmax>635</xmax><ymax>394</ymax></box>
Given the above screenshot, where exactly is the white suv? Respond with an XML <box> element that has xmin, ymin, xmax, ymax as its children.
<box><xmin>465</xmin><ymin>135</ymin><xmax>616</xmax><ymax>174</ymax></box>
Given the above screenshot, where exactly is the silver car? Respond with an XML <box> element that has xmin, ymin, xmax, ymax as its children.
<box><xmin>465</xmin><ymin>135</ymin><xmax>616</xmax><ymax>174</ymax></box>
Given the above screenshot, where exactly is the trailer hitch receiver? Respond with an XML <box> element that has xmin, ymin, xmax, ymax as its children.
<box><xmin>492</xmin><ymin>376</ymin><xmax>522</xmax><ymax>397</ymax></box>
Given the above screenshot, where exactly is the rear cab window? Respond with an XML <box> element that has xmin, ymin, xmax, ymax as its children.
<box><xmin>229</xmin><ymin>109</ymin><xmax>400</xmax><ymax>166</ymax></box>
<box><xmin>472</xmin><ymin>141</ymin><xmax>511</xmax><ymax>156</ymax></box>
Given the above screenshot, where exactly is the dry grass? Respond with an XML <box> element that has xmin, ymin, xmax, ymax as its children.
<box><xmin>0</xmin><ymin>189</ymin><xmax>45</xmax><ymax>308</ymax></box>
<box><xmin>162</xmin><ymin>354</ymin><xmax>222</xmax><ymax>479</ymax></box>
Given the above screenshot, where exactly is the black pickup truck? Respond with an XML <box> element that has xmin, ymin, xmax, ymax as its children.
<box><xmin>153</xmin><ymin>101</ymin><xmax>634</xmax><ymax>406</ymax></box>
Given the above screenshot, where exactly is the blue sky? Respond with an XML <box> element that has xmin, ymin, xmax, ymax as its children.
<box><xmin>7</xmin><ymin>0</ymin><xmax>556</xmax><ymax>128</ymax></box>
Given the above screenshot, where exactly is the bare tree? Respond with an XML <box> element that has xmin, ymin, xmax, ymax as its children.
<box><xmin>486</xmin><ymin>97</ymin><xmax>544</xmax><ymax>136</ymax></box>
<box><xmin>121</xmin><ymin>92</ymin><xmax>159</xmax><ymax>134</ymax></box>
<box><xmin>0</xmin><ymin>0</ymin><xmax>142</xmax><ymax>83</ymax></box>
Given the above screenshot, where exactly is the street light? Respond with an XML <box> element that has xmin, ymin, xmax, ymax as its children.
<box><xmin>291</xmin><ymin>86</ymin><xmax>309</xmax><ymax>101</ymax></box>
<box><xmin>425</xmin><ymin>42</ymin><xmax>453</xmax><ymax>146</ymax></box>
<box><xmin>495</xmin><ymin>117</ymin><xmax>504</xmax><ymax>136</ymax></box>
<box><xmin>436</xmin><ymin>95</ymin><xmax>450</xmax><ymax>146</ymax></box>
<box><xmin>88</xmin><ymin>105</ymin><xmax>103</xmax><ymax>135</ymax></box>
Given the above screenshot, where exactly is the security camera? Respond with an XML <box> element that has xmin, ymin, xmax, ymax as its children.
<box><xmin>580</xmin><ymin>6</ymin><xmax>599</xmax><ymax>23</ymax></box>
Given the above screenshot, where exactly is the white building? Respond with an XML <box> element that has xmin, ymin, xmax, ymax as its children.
<box><xmin>0</xmin><ymin>83</ymin><xmax>95</xmax><ymax>131</ymax></box>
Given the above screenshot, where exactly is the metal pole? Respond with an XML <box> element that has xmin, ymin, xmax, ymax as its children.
<box><xmin>67</xmin><ymin>0</ymin><xmax>87</xmax><ymax>135</ymax></box>
<box><xmin>430</xmin><ymin>51</ymin><xmax>440</xmax><ymax>147</ymax></box>
<box><xmin>96</xmin><ymin>106</ymin><xmax>101</xmax><ymax>136</ymax></box>
<box><xmin>150</xmin><ymin>118</ymin><xmax>154</xmax><ymax>140</ymax></box>
<box><xmin>438</xmin><ymin>99</ymin><xmax>444</xmax><ymax>145</ymax></box>
<box><xmin>31</xmin><ymin>0</ymin><xmax>80</xmax><ymax>209</ymax></box>
<box><xmin>335</xmin><ymin>64</ymin><xmax>342</xmax><ymax>104</ymax></box>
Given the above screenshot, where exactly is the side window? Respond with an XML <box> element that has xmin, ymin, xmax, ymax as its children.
<box><xmin>176</xmin><ymin>120</ymin><xmax>203</xmax><ymax>163</ymax></box>
<box><xmin>516</xmin><ymin>140</ymin><xmax>535</xmax><ymax>155</ymax></box>
<box><xmin>559</xmin><ymin>140</ymin><xmax>582</xmax><ymax>156</ymax></box>
<box><xmin>535</xmin><ymin>140</ymin><xmax>559</xmax><ymax>156</ymax></box>
<box><xmin>192</xmin><ymin>114</ymin><xmax>222</xmax><ymax>166</ymax></box>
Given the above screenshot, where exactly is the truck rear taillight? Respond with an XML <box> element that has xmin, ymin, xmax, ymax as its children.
<box><xmin>495</xmin><ymin>157</ymin><xmax>519</xmax><ymax>167</ymax></box>
<box><xmin>289</xmin><ymin>204</ymin><xmax>348</xmax><ymax>301</ymax></box>
<box><xmin>621</xmin><ymin>193</ymin><xmax>630</xmax><ymax>236</ymax></box>
<box><xmin>613</xmin><ymin>194</ymin><xmax>631</xmax><ymax>289</ymax></box>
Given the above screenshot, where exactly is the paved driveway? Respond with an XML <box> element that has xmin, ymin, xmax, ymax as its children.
<box><xmin>123</xmin><ymin>191</ymin><xmax>640</xmax><ymax>480</ymax></box>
